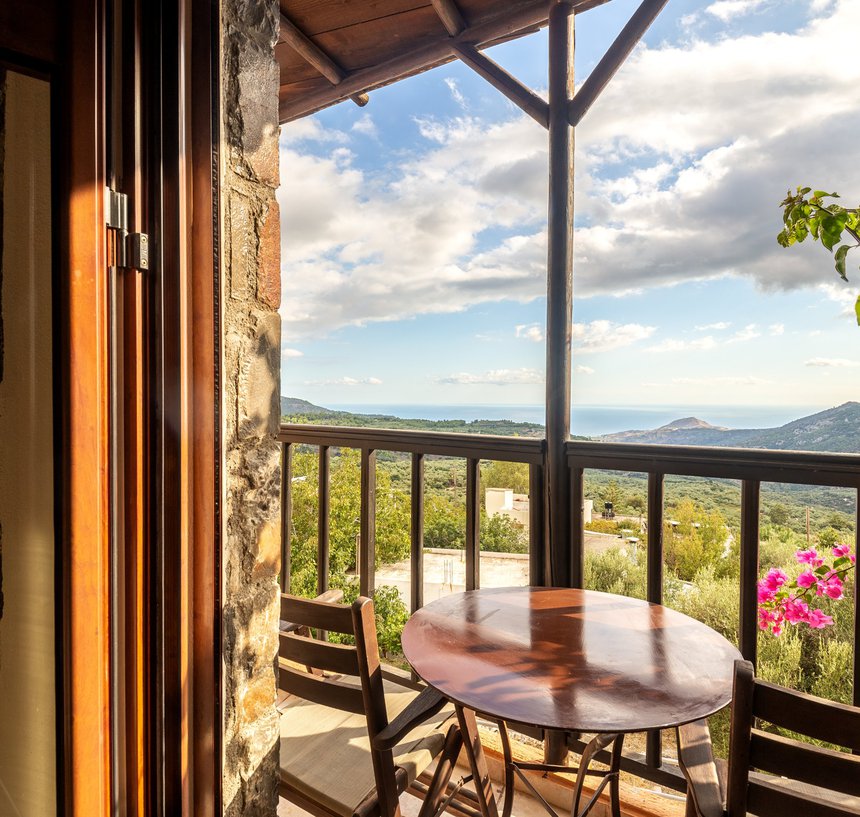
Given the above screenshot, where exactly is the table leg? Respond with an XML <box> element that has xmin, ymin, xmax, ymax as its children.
<box><xmin>570</xmin><ymin>733</ymin><xmax>617</xmax><ymax>817</ymax></box>
<box><xmin>456</xmin><ymin>705</ymin><xmax>500</xmax><ymax>817</ymax></box>
<box><xmin>608</xmin><ymin>734</ymin><xmax>624</xmax><ymax>817</ymax></box>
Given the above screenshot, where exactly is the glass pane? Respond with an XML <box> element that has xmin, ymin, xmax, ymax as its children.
<box><xmin>0</xmin><ymin>68</ymin><xmax>56</xmax><ymax>815</ymax></box>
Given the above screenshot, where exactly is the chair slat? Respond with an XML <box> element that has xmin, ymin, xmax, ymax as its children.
<box><xmin>747</xmin><ymin>776</ymin><xmax>857</xmax><ymax>817</ymax></box>
<box><xmin>749</xmin><ymin>729</ymin><xmax>860</xmax><ymax>796</ymax></box>
<box><xmin>279</xmin><ymin>632</ymin><xmax>360</xmax><ymax>676</ymax></box>
<box><xmin>754</xmin><ymin>680</ymin><xmax>860</xmax><ymax>751</ymax></box>
<box><xmin>278</xmin><ymin>663</ymin><xmax>366</xmax><ymax>715</ymax></box>
<box><xmin>281</xmin><ymin>593</ymin><xmax>355</xmax><ymax>635</ymax></box>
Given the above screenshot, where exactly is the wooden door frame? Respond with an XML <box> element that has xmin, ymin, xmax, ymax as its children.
<box><xmin>0</xmin><ymin>0</ymin><xmax>223</xmax><ymax>813</ymax></box>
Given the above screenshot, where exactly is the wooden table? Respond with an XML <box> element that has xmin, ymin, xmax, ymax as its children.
<box><xmin>401</xmin><ymin>587</ymin><xmax>742</xmax><ymax>817</ymax></box>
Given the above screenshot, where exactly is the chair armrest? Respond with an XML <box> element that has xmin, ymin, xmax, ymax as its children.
<box><xmin>677</xmin><ymin>720</ymin><xmax>726</xmax><ymax>817</ymax></box>
<box><xmin>372</xmin><ymin>686</ymin><xmax>449</xmax><ymax>751</ymax></box>
<box><xmin>280</xmin><ymin>589</ymin><xmax>345</xmax><ymax>632</ymax></box>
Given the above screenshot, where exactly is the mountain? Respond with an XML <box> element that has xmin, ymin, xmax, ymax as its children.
<box><xmin>600</xmin><ymin>402</ymin><xmax>860</xmax><ymax>453</ymax></box>
<box><xmin>281</xmin><ymin>396</ymin><xmax>332</xmax><ymax>416</ymax></box>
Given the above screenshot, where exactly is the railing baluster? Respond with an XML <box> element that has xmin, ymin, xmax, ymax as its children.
<box><xmin>466</xmin><ymin>458</ymin><xmax>480</xmax><ymax>591</ymax></box>
<box><xmin>739</xmin><ymin>479</ymin><xmax>760</xmax><ymax>667</ymax></box>
<box><xmin>646</xmin><ymin>472</ymin><xmax>664</xmax><ymax>769</ymax></box>
<box><xmin>360</xmin><ymin>448</ymin><xmax>376</xmax><ymax>597</ymax></box>
<box><xmin>318</xmin><ymin>445</ymin><xmax>330</xmax><ymax>596</ymax></box>
<box><xmin>529</xmin><ymin>463</ymin><xmax>546</xmax><ymax>586</ymax></box>
<box><xmin>853</xmin><ymin>487</ymin><xmax>859</xmax><ymax>709</ymax></box>
<box><xmin>570</xmin><ymin>465</ymin><xmax>584</xmax><ymax>589</ymax></box>
<box><xmin>280</xmin><ymin>442</ymin><xmax>292</xmax><ymax>594</ymax></box>
<box><xmin>411</xmin><ymin>453</ymin><xmax>424</xmax><ymax>613</ymax></box>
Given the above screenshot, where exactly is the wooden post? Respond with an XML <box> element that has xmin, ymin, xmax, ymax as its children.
<box><xmin>545</xmin><ymin>0</ymin><xmax>575</xmax><ymax>588</ymax></box>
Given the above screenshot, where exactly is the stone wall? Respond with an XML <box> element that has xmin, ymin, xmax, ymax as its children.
<box><xmin>220</xmin><ymin>1</ymin><xmax>282</xmax><ymax>814</ymax></box>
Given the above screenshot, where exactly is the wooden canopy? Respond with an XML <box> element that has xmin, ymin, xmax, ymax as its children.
<box><xmin>277</xmin><ymin>0</ymin><xmax>612</xmax><ymax>123</ymax></box>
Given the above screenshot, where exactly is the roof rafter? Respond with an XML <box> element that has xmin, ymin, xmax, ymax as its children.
<box><xmin>431</xmin><ymin>0</ymin><xmax>466</xmax><ymax>36</ymax></box>
<box><xmin>279</xmin><ymin>0</ymin><xmax>610</xmax><ymax>124</ymax></box>
<box><xmin>452</xmin><ymin>43</ymin><xmax>549</xmax><ymax>128</ymax></box>
<box><xmin>568</xmin><ymin>0</ymin><xmax>669</xmax><ymax>126</ymax></box>
<box><xmin>279</xmin><ymin>12</ymin><xmax>369</xmax><ymax>108</ymax></box>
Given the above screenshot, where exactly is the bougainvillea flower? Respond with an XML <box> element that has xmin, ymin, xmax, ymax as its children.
<box><xmin>832</xmin><ymin>544</ymin><xmax>856</xmax><ymax>564</ymax></box>
<box><xmin>796</xmin><ymin>570</ymin><xmax>816</xmax><ymax>589</ymax></box>
<box><xmin>783</xmin><ymin>597</ymin><xmax>809</xmax><ymax>624</ymax></box>
<box><xmin>795</xmin><ymin>549</ymin><xmax>824</xmax><ymax>567</ymax></box>
<box><xmin>762</xmin><ymin>568</ymin><xmax>789</xmax><ymax>592</ymax></box>
<box><xmin>806</xmin><ymin>609</ymin><xmax>833</xmax><ymax>629</ymax></box>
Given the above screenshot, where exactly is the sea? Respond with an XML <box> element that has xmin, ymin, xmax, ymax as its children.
<box><xmin>324</xmin><ymin>403</ymin><xmax>824</xmax><ymax>438</ymax></box>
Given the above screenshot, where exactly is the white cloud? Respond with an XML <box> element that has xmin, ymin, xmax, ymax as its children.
<box><xmin>768</xmin><ymin>323</ymin><xmax>785</xmax><ymax>336</ymax></box>
<box><xmin>282</xmin><ymin>348</ymin><xmax>304</xmax><ymax>359</ymax></box>
<box><xmin>695</xmin><ymin>321</ymin><xmax>731</xmax><ymax>331</ymax></box>
<box><xmin>515</xmin><ymin>323</ymin><xmax>544</xmax><ymax>342</ymax></box>
<box><xmin>706</xmin><ymin>0</ymin><xmax>767</xmax><ymax>23</ymax></box>
<box><xmin>279</xmin><ymin>1</ymin><xmax>860</xmax><ymax>339</ymax></box>
<box><xmin>443</xmin><ymin>77</ymin><xmax>467</xmax><ymax>109</ymax></box>
<box><xmin>573</xmin><ymin>320</ymin><xmax>656</xmax><ymax>354</ymax></box>
<box><xmin>647</xmin><ymin>336</ymin><xmax>718</xmax><ymax>352</ymax></box>
<box><xmin>303</xmin><ymin>376</ymin><xmax>383</xmax><ymax>386</ymax></box>
<box><xmin>351</xmin><ymin>115</ymin><xmax>378</xmax><ymax>137</ymax></box>
<box><xmin>575</xmin><ymin>365</ymin><xmax>595</xmax><ymax>375</ymax></box>
<box><xmin>730</xmin><ymin>323</ymin><xmax>761</xmax><ymax>342</ymax></box>
<box><xmin>437</xmin><ymin>368</ymin><xmax>544</xmax><ymax>386</ymax></box>
<box><xmin>805</xmin><ymin>357</ymin><xmax>860</xmax><ymax>367</ymax></box>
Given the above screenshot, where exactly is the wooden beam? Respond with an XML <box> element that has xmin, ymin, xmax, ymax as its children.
<box><xmin>452</xmin><ymin>43</ymin><xmax>548</xmax><ymax>127</ymax></box>
<box><xmin>431</xmin><ymin>0</ymin><xmax>466</xmax><ymax>36</ymax></box>
<box><xmin>568</xmin><ymin>0</ymin><xmax>669</xmax><ymax>126</ymax></box>
<box><xmin>279</xmin><ymin>0</ymin><xmax>611</xmax><ymax>123</ymax></box>
<box><xmin>545</xmin><ymin>0</ymin><xmax>575</xmax><ymax>587</ymax></box>
<box><xmin>279</xmin><ymin>12</ymin><xmax>369</xmax><ymax>108</ymax></box>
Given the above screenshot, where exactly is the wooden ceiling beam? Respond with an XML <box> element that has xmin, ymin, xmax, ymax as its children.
<box><xmin>568</xmin><ymin>0</ymin><xmax>669</xmax><ymax>126</ymax></box>
<box><xmin>280</xmin><ymin>0</ymin><xmax>610</xmax><ymax>123</ymax></box>
<box><xmin>431</xmin><ymin>0</ymin><xmax>466</xmax><ymax>36</ymax></box>
<box><xmin>279</xmin><ymin>13</ymin><xmax>369</xmax><ymax>108</ymax></box>
<box><xmin>452</xmin><ymin>43</ymin><xmax>548</xmax><ymax>127</ymax></box>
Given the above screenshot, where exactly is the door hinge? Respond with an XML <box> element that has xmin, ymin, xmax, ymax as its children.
<box><xmin>105</xmin><ymin>187</ymin><xmax>150</xmax><ymax>271</ymax></box>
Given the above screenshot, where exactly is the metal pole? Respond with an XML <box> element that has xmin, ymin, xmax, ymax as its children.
<box><xmin>545</xmin><ymin>0</ymin><xmax>575</xmax><ymax>588</ymax></box>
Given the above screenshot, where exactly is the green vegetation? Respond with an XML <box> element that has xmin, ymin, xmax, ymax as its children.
<box><xmin>283</xmin><ymin>403</ymin><xmax>857</xmax><ymax>761</ymax></box>
<box><xmin>778</xmin><ymin>187</ymin><xmax>860</xmax><ymax>324</ymax></box>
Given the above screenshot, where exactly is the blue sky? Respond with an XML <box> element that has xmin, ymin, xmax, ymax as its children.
<box><xmin>277</xmin><ymin>0</ymin><xmax>859</xmax><ymax>413</ymax></box>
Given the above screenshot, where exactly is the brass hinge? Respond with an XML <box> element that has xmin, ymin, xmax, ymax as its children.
<box><xmin>105</xmin><ymin>187</ymin><xmax>150</xmax><ymax>271</ymax></box>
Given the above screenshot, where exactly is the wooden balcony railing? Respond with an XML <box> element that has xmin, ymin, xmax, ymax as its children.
<box><xmin>278</xmin><ymin>423</ymin><xmax>860</xmax><ymax>792</ymax></box>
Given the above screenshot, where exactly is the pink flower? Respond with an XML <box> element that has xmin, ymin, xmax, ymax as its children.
<box><xmin>821</xmin><ymin>573</ymin><xmax>844</xmax><ymax>600</ymax></box>
<box><xmin>796</xmin><ymin>570</ymin><xmax>817</xmax><ymax>589</ymax></box>
<box><xmin>783</xmin><ymin>597</ymin><xmax>809</xmax><ymax>625</ymax></box>
<box><xmin>796</xmin><ymin>549</ymin><xmax>824</xmax><ymax>567</ymax></box>
<box><xmin>762</xmin><ymin>568</ymin><xmax>789</xmax><ymax>592</ymax></box>
<box><xmin>805</xmin><ymin>609</ymin><xmax>833</xmax><ymax>629</ymax></box>
<box><xmin>832</xmin><ymin>544</ymin><xmax>856</xmax><ymax>564</ymax></box>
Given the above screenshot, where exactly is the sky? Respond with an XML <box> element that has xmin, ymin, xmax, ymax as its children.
<box><xmin>277</xmin><ymin>0</ymin><xmax>860</xmax><ymax>413</ymax></box>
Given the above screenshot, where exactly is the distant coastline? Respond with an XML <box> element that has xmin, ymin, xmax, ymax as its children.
<box><xmin>321</xmin><ymin>403</ymin><xmax>822</xmax><ymax>438</ymax></box>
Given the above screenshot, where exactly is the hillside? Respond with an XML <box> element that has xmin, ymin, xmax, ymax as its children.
<box><xmin>600</xmin><ymin>402</ymin><xmax>860</xmax><ymax>453</ymax></box>
<box><xmin>281</xmin><ymin>396</ymin><xmax>547</xmax><ymax>438</ymax></box>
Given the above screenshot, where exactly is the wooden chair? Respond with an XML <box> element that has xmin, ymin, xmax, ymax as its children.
<box><xmin>678</xmin><ymin>659</ymin><xmax>860</xmax><ymax>817</ymax></box>
<box><xmin>278</xmin><ymin>592</ymin><xmax>464</xmax><ymax>817</ymax></box>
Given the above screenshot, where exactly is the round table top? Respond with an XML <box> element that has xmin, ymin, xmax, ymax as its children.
<box><xmin>401</xmin><ymin>587</ymin><xmax>742</xmax><ymax>734</ymax></box>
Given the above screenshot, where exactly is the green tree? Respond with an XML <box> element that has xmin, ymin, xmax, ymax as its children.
<box><xmin>423</xmin><ymin>494</ymin><xmax>465</xmax><ymax>550</ymax></box>
<box><xmin>482</xmin><ymin>460</ymin><xmax>529</xmax><ymax>494</ymax></box>
<box><xmin>767</xmin><ymin>502</ymin><xmax>790</xmax><ymax>526</ymax></box>
<box><xmin>778</xmin><ymin>187</ymin><xmax>860</xmax><ymax>324</ymax></box>
<box><xmin>480</xmin><ymin>511</ymin><xmax>528</xmax><ymax>553</ymax></box>
<box><xmin>663</xmin><ymin>499</ymin><xmax>727</xmax><ymax>581</ymax></box>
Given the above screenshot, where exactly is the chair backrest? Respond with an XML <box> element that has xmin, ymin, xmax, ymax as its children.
<box><xmin>726</xmin><ymin>659</ymin><xmax>860</xmax><ymax>817</ymax></box>
<box><xmin>278</xmin><ymin>593</ymin><xmax>400</xmax><ymax>817</ymax></box>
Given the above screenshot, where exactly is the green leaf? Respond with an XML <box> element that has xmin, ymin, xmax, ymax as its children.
<box><xmin>821</xmin><ymin>229</ymin><xmax>839</xmax><ymax>251</ymax></box>
<box><xmin>799</xmin><ymin>186</ymin><xmax>811</xmax><ymax>195</ymax></box>
<box><xmin>815</xmin><ymin>565</ymin><xmax>829</xmax><ymax>576</ymax></box>
<box><xmin>794</xmin><ymin>223</ymin><xmax>808</xmax><ymax>242</ymax></box>
<box><xmin>834</xmin><ymin>556</ymin><xmax>850</xmax><ymax>568</ymax></box>
<box><xmin>835</xmin><ymin>245</ymin><xmax>850</xmax><ymax>281</ymax></box>
<box><xmin>813</xmin><ymin>190</ymin><xmax>837</xmax><ymax>198</ymax></box>
<box><xmin>855</xmin><ymin>294</ymin><xmax>860</xmax><ymax>326</ymax></box>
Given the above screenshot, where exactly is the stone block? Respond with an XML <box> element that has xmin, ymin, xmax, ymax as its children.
<box><xmin>238</xmin><ymin>313</ymin><xmax>281</xmax><ymax>439</ymax></box>
<box><xmin>257</xmin><ymin>198</ymin><xmax>281</xmax><ymax>309</ymax></box>
<box><xmin>229</xmin><ymin>193</ymin><xmax>255</xmax><ymax>301</ymax></box>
